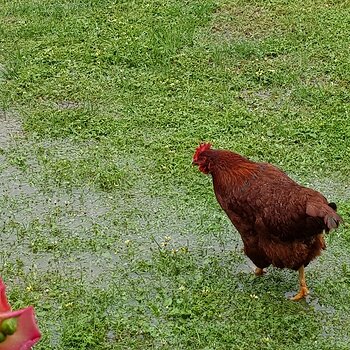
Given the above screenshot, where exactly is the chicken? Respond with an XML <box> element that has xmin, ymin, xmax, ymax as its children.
<box><xmin>193</xmin><ymin>143</ymin><xmax>342</xmax><ymax>300</ymax></box>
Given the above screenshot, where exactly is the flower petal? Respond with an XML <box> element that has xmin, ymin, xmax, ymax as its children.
<box><xmin>0</xmin><ymin>307</ymin><xmax>41</xmax><ymax>350</ymax></box>
<box><xmin>0</xmin><ymin>280</ymin><xmax>10</xmax><ymax>313</ymax></box>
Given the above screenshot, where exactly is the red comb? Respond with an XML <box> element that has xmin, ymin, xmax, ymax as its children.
<box><xmin>193</xmin><ymin>143</ymin><xmax>212</xmax><ymax>161</ymax></box>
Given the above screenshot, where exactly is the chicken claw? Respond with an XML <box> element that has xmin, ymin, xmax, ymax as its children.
<box><xmin>290</xmin><ymin>286</ymin><xmax>309</xmax><ymax>301</ymax></box>
<box><xmin>254</xmin><ymin>267</ymin><xmax>266</xmax><ymax>276</ymax></box>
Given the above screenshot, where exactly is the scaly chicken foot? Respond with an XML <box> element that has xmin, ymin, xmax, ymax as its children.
<box><xmin>290</xmin><ymin>265</ymin><xmax>309</xmax><ymax>301</ymax></box>
<box><xmin>254</xmin><ymin>267</ymin><xmax>266</xmax><ymax>276</ymax></box>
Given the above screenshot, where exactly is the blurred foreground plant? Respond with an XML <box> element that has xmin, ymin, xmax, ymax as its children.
<box><xmin>0</xmin><ymin>278</ymin><xmax>41</xmax><ymax>350</ymax></box>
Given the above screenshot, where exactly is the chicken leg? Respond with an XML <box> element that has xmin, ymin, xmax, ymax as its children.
<box><xmin>291</xmin><ymin>265</ymin><xmax>309</xmax><ymax>301</ymax></box>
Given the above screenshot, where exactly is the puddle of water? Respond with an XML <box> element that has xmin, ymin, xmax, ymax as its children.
<box><xmin>306</xmin><ymin>297</ymin><xmax>335</xmax><ymax>314</ymax></box>
<box><xmin>0</xmin><ymin>145</ymin><xmax>237</xmax><ymax>281</ymax></box>
<box><xmin>284</xmin><ymin>290</ymin><xmax>298</xmax><ymax>300</ymax></box>
<box><xmin>284</xmin><ymin>284</ymin><xmax>337</xmax><ymax>314</ymax></box>
<box><xmin>235</xmin><ymin>256</ymin><xmax>256</xmax><ymax>274</ymax></box>
<box><xmin>0</xmin><ymin>114</ymin><xmax>348</xmax><ymax>295</ymax></box>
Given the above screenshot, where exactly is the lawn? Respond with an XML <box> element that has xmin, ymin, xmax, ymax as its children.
<box><xmin>0</xmin><ymin>0</ymin><xmax>350</xmax><ymax>349</ymax></box>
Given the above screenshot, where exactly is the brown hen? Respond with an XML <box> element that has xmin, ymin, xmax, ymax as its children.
<box><xmin>193</xmin><ymin>143</ymin><xmax>342</xmax><ymax>300</ymax></box>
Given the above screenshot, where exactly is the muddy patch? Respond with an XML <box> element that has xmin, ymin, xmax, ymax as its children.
<box><xmin>211</xmin><ymin>4</ymin><xmax>288</xmax><ymax>41</ymax></box>
<box><xmin>55</xmin><ymin>100</ymin><xmax>84</xmax><ymax>110</ymax></box>
<box><xmin>238</xmin><ymin>88</ymin><xmax>294</xmax><ymax>112</ymax></box>
<box><xmin>0</xmin><ymin>110</ymin><xmax>22</xmax><ymax>148</ymax></box>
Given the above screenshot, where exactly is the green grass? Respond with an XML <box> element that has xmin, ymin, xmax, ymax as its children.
<box><xmin>0</xmin><ymin>0</ymin><xmax>350</xmax><ymax>349</ymax></box>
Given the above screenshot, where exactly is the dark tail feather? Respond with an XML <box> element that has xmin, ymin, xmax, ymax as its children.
<box><xmin>325</xmin><ymin>203</ymin><xmax>342</xmax><ymax>232</ymax></box>
<box><xmin>328</xmin><ymin>202</ymin><xmax>337</xmax><ymax>211</ymax></box>
<box><xmin>306</xmin><ymin>201</ymin><xmax>343</xmax><ymax>232</ymax></box>
<box><xmin>325</xmin><ymin>215</ymin><xmax>340</xmax><ymax>231</ymax></box>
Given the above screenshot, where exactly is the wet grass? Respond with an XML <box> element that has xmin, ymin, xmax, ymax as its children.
<box><xmin>0</xmin><ymin>0</ymin><xmax>350</xmax><ymax>349</ymax></box>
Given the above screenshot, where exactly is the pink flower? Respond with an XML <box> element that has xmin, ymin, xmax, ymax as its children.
<box><xmin>0</xmin><ymin>278</ymin><xmax>41</xmax><ymax>350</ymax></box>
